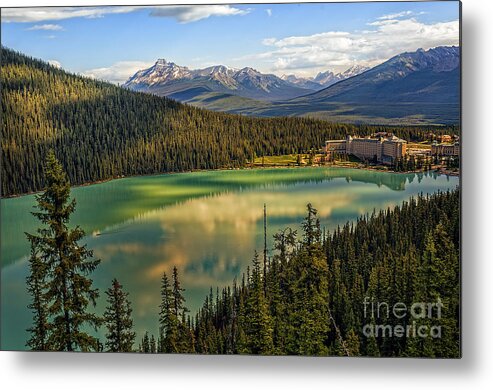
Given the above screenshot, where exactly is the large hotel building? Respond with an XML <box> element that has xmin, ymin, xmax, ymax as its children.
<box><xmin>325</xmin><ymin>133</ymin><xmax>407</xmax><ymax>164</ymax></box>
<box><xmin>431</xmin><ymin>141</ymin><xmax>460</xmax><ymax>156</ymax></box>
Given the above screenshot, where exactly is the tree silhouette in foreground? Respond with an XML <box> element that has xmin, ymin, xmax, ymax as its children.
<box><xmin>104</xmin><ymin>279</ymin><xmax>136</xmax><ymax>352</ymax></box>
<box><xmin>25</xmin><ymin>151</ymin><xmax>102</xmax><ymax>351</ymax></box>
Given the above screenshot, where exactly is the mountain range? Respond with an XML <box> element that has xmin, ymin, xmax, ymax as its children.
<box><xmin>124</xmin><ymin>46</ymin><xmax>459</xmax><ymax>125</ymax></box>
<box><xmin>123</xmin><ymin>61</ymin><xmax>369</xmax><ymax>102</ymax></box>
<box><xmin>281</xmin><ymin>65</ymin><xmax>371</xmax><ymax>90</ymax></box>
<box><xmin>294</xmin><ymin>46</ymin><xmax>459</xmax><ymax>104</ymax></box>
<box><xmin>269</xmin><ymin>46</ymin><xmax>460</xmax><ymax>125</ymax></box>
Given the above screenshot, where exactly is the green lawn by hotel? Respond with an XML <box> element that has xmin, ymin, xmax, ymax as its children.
<box><xmin>253</xmin><ymin>154</ymin><xmax>301</xmax><ymax>165</ymax></box>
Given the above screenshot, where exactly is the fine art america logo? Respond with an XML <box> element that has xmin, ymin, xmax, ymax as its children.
<box><xmin>362</xmin><ymin>297</ymin><xmax>444</xmax><ymax>339</ymax></box>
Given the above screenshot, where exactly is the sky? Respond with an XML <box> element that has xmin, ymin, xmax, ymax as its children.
<box><xmin>1</xmin><ymin>1</ymin><xmax>460</xmax><ymax>84</ymax></box>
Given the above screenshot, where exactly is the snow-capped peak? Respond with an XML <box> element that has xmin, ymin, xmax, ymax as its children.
<box><xmin>311</xmin><ymin>65</ymin><xmax>370</xmax><ymax>87</ymax></box>
<box><xmin>341</xmin><ymin>64</ymin><xmax>370</xmax><ymax>78</ymax></box>
<box><xmin>124</xmin><ymin>59</ymin><xmax>192</xmax><ymax>86</ymax></box>
<box><xmin>124</xmin><ymin>58</ymin><xmax>374</xmax><ymax>93</ymax></box>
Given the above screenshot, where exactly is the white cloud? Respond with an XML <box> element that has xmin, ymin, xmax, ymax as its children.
<box><xmin>266</xmin><ymin>9</ymin><xmax>272</xmax><ymax>17</ymax></box>
<box><xmin>1</xmin><ymin>5</ymin><xmax>248</xmax><ymax>24</ymax></box>
<box><xmin>149</xmin><ymin>5</ymin><xmax>248</xmax><ymax>23</ymax></box>
<box><xmin>367</xmin><ymin>19</ymin><xmax>400</xmax><ymax>27</ymax></box>
<box><xmin>48</xmin><ymin>60</ymin><xmax>62</xmax><ymax>68</ymax></box>
<box><xmin>377</xmin><ymin>11</ymin><xmax>413</xmax><ymax>20</ymax></box>
<box><xmin>254</xmin><ymin>16</ymin><xmax>459</xmax><ymax>76</ymax></box>
<box><xmin>82</xmin><ymin>61</ymin><xmax>154</xmax><ymax>85</ymax></box>
<box><xmin>26</xmin><ymin>23</ymin><xmax>64</xmax><ymax>31</ymax></box>
<box><xmin>264</xmin><ymin>31</ymin><xmax>351</xmax><ymax>48</ymax></box>
<box><xmin>1</xmin><ymin>6</ymin><xmax>140</xmax><ymax>23</ymax></box>
<box><xmin>261</xmin><ymin>38</ymin><xmax>277</xmax><ymax>46</ymax></box>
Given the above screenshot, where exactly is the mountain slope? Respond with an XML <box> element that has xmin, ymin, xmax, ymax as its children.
<box><xmin>2</xmin><ymin>47</ymin><xmax>374</xmax><ymax>196</ymax></box>
<box><xmin>294</xmin><ymin>46</ymin><xmax>459</xmax><ymax>104</ymax></box>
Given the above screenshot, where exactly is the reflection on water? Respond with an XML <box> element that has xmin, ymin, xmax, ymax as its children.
<box><xmin>1</xmin><ymin>167</ymin><xmax>458</xmax><ymax>350</ymax></box>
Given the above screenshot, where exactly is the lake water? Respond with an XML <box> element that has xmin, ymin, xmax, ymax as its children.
<box><xmin>1</xmin><ymin>167</ymin><xmax>458</xmax><ymax>350</ymax></box>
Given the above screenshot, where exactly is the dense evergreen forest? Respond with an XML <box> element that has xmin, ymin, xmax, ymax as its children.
<box><xmin>145</xmin><ymin>190</ymin><xmax>460</xmax><ymax>357</ymax></box>
<box><xmin>1</xmin><ymin>47</ymin><xmax>458</xmax><ymax>197</ymax></box>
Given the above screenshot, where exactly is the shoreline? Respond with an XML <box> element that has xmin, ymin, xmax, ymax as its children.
<box><xmin>2</xmin><ymin>163</ymin><xmax>460</xmax><ymax>200</ymax></box>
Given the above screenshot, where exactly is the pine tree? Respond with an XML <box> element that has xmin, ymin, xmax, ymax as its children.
<box><xmin>365</xmin><ymin>323</ymin><xmax>381</xmax><ymax>357</ymax></box>
<box><xmin>25</xmin><ymin>247</ymin><xmax>50</xmax><ymax>350</ymax></box>
<box><xmin>171</xmin><ymin>267</ymin><xmax>193</xmax><ymax>352</ymax></box>
<box><xmin>150</xmin><ymin>334</ymin><xmax>157</xmax><ymax>353</ymax></box>
<box><xmin>270</xmin><ymin>227</ymin><xmax>297</xmax><ymax>354</ymax></box>
<box><xmin>158</xmin><ymin>271</ymin><xmax>177</xmax><ymax>352</ymax></box>
<box><xmin>25</xmin><ymin>151</ymin><xmax>102</xmax><ymax>351</ymax></box>
<box><xmin>141</xmin><ymin>332</ymin><xmax>151</xmax><ymax>353</ymax></box>
<box><xmin>172</xmin><ymin>267</ymin><xmax>186</xmax><ymax>319</ymax></box>
<box><xmin>344</xmin><ymin>329</ymin><xmax>360</xmax><ymax>356</ymax></box>
<box><xmin>240</xmin><ymin>251</ymin><xmax>274</xmax><ymax>355</ymax></box>
<box><xmin>103</xmin><ymin>279</ymin><xmax>136</xmax><ymax>352</ymax></box>
<box><xmin>285</xmin><ymin>204</ymin><xmax>329</xmax><ymax>355</ymax></box>
<box><xmin>302</xmin><ymin>203</ymin><xmax>321</xmax><ymax>248</ymax></box>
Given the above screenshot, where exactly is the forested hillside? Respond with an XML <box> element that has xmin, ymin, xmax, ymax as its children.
<box><xmin>150</xmin><ymin>189</ymin><xmax>460</xmax><ymax>357</ymax></box>
<box><xmin>1</xmin><ymin>47</ymin><xmax>456</xmax><ymax>196</ymax></box>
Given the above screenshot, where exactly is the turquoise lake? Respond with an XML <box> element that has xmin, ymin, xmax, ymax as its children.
<box><xmin>0</xmin><ymin>167</ymin><xmax>459</xmax><ymax>350</ymax></box>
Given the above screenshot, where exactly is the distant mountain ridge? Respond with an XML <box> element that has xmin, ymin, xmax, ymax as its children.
<box><xmin>280</xmin><ymin>64</ymin><xmax>370</xmax><ymax>90</ymax></box>
<box><xmin>124</xmin><ymin>60</ymin><xmax>312</xmax><ymax>101</ymax></box>
<box><xmin>313</xmin><ymin>65</ymin><xmax>371</xmax><ymax>87</ymax></box>
<box><xmin>180</xmin><ymin>46</ymin><xmax>460</xmax><ymax>125</ymax></box>
<box><xmin>124</xmin><ymin>46</ymin><xmax>459</xmax><ymax>125</ymax></box>
<box><xmin>124</xmin><ymin>60</ymin><xmax>370</xmax><ymax>101</ymax></box>
<box><xmin>294</xmin><ymin>46</ymin><xmax>460</xmax><ymax>104</ymax></box>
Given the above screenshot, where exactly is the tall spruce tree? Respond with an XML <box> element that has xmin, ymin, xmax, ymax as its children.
<box><xmin>171</xmin><ymin>267</ymin><xmax>193</xmax><ymax>352</ymax></box>
<box><xmin>285</xmin><ymin>204</ymin><xmax>329</xmax><ymax>355</ymax></box>
<box><xmin>140</xmin><ymin>332</ymin><xmax>151</xmax><ymax>353</ymax></box>
<box><xmin>25</xmin><ymin>151</ymin><xmax>102</xmax><ymax>351</ymax></box>
<box><xmin>25</xmin><ymin>247</ymin><xmax>50</xmax><ymax>350</ymax></box>
<box><xmin>150</xmin><ymin>334</ymin><xmax>157</xmax><ymax>353</ymax></box>
<box><xmin>172</xmin><ymin>267</ymin><xmax>186</xmax><ymax>318</ymax></box>
<box><xmin>158</xmin><ymin>271</ymin><xmax>175</xmax><ymax>352</ymax></box>
<box><xmin>269</xmin><ymin>228</ymin><xmax>297</xmax><ymax>354</ymax></box>
<box><xmin>103</xmin><ymin>279</ymin><xmax>136</xmax><ymax>352</ymax></box>
<box><xmin>239</xmin><ymin>251</ymin><xmax>274</xmax><ymax>355</ymax></box>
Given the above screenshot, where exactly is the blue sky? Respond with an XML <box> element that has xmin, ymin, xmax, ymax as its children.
<box><xmin>1</xmin><ymin>1</ymin><xmax>460</xmax><ymax>83</ymax></box>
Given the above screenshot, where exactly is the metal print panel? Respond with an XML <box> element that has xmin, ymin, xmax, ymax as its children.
<box><xmin>0</xmin><ymin>1</ymin><xmax>461</xmax><ymax>357</ymax></box>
